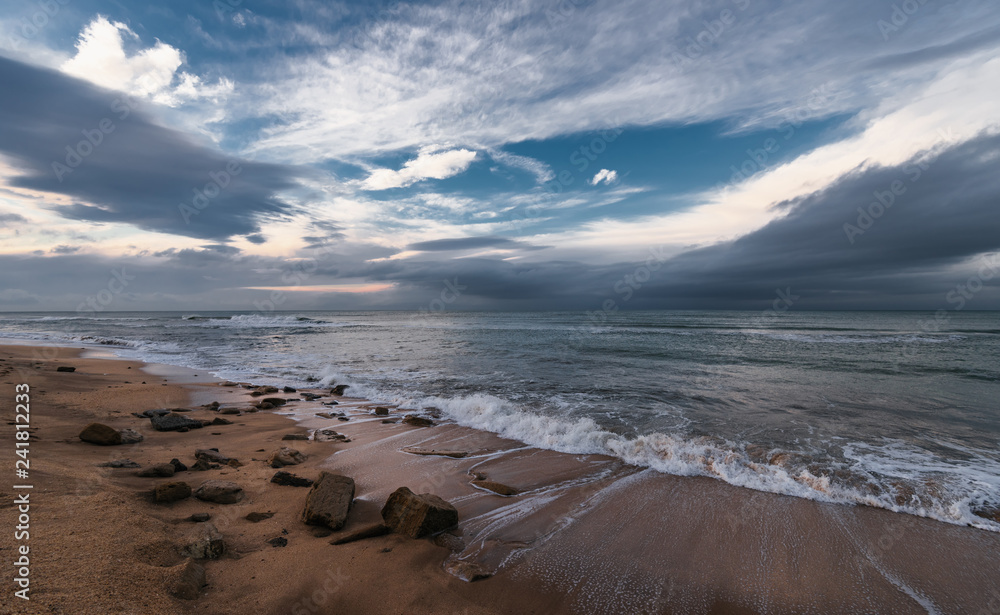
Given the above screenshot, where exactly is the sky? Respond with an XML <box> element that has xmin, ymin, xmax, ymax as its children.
<box><xmin>0</xmin><ymin>0</ymin><xmax>999</xmax><ymax>312</ymax></box>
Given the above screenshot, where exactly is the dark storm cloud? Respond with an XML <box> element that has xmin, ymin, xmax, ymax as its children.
<box><xmin>0</xmin><ymin>56</ymin><xmax>305</xmax><ymax>242</ymax></box>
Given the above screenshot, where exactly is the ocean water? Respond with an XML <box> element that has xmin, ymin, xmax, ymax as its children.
<box><xmin>2</xmin><ymin>310</ymin><xmax>998</xmax><ymax>530</ymax></box>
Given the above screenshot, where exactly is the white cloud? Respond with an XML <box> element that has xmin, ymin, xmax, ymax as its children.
<box><xmin>361</xmin><ymin>148</ymin><xmax>478</xmax><ymax>190</ymax></box>
<box><xmin>591</xmin><ymin>169</ymin><xmax>618</xmax><ymax>186</ymax></box>
<box><xmin>60</xmin><ymin>16</ymin><xmax>233</xmax><ymax>107</ymax></box>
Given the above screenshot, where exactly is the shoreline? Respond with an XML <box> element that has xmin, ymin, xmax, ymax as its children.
<box><xmin>2</xmin><ymin>344</ymin><xmax>999</xmax><ymax>614</ymax></box>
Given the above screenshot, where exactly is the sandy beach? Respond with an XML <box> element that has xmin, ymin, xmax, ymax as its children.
<box><xmin>2</xmin><ymin>343</ymin><xmax>999</xmax><ymax>615</ymax></box>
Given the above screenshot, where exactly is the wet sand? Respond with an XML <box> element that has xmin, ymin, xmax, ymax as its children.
<box><xmin>1</xmin><ymin>344</ymin><xmax>998</xmax><ymax>614</ymax></box>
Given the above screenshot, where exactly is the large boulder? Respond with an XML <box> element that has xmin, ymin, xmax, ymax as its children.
<box><xmin>301</xmin><ymin>471</ymin><xmax>355</xmax><ymax>530</ymax></box>
<box><xmin>150</xmin><ymin>413</ymin><xmax>204</xmax><ymax>432</ymax></box>
<box><xmin>381</xmin><ymin>487</ymin><xmax>458</xmax><ymax>538</ymax></box>
<box><xmin>79</xmin><ymin>423</ymin><xmax>122</xmax><ymax>445</ymax></box>
<box><xmin>155</xmin><ymin>481</ymin><xmax>192</xmax><ymax>503</ymax></box>
<box><xmin>194</xmin><ymin>480</ymin><xmax>244</xmax><ymax>504</ymax></box>
<box><xmin>268</xmin><ymin>447</ymin><xmax>306</xmax><ymax>468</ymax></box>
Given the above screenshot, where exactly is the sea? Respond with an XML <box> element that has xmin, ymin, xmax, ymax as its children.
<box><xmin>2</xmin><ymin>310</ymin><xmax>998</xmax><ymax>531</ymax></box>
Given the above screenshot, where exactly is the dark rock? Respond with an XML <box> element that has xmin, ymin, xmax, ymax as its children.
<box><xmin>271</xmin><ymin>471</ymin><xmax>314</xmax><ymax>487</ymax></box>
<box><xmin>171</xmin><ymin>559</ymin><xmax>206</xmax><ymax>600</ymax></box>
<box><xmin>79</xmin><ymin>423</ymin><xmax>123</xmax><ymax>445</ymax></box>
<box><xmin>374</xmin><ymin>407</ymin><xmax>390</xmax><ymax>416</ymax></box>
<box><xmin>444</xmin><ymin>560</ymin><xmax>492</xmax><ymax>582</ymax></box>
<box><xmin>381</xmin><ymin>419</ymin><xmax>399</xmax><ymax>424</ymax></box>
<box><xmin>402</xmin><ymin>415</ymin><xmax>435</xmax><ymax>428</ymax></box>
<box><xmin>381</xmin><ymin>487</ymin><xmax>458</xmax><ymax>538</ymax></box>
<box><xmin>330</xmin><ymin>384</ymin><xmax>349</xmax><ymax>396</ymax></box>
<box><xmin>190</xmin><ymin>459</ymin><xmax>212</xmax><ymax>472</ymax></box>
<box><xmin>56</xmin><ymin>366</ymin><xmax>76</xmax><ymax>372</ymax></box>
<box><xmin>195</xmin><ymin>449</ymin><xmax>232</xmax><ymax>464</ymax></box>
<box><xmin>310</xmin><ymin>526</ymin><xmax>333</xmax><ymax>538</ymax></box>
<box><xmin>301</xmin><ymin>471</ymin><xmax>355</xmax><ymax>530</ymax></box>
<box><xmin>182</xmin><ymin>523</ymin><xmax>226</xmax><ymax>560</ymax></box>
<box><xmin>402</xmin><ymin>447</ymin><xmax>468</xmax><ymax>459</ymax></box>
<box><xmin>432</xmin><ymin>532</ymin><xmax>465</xmax><ymax>552</ymax></box>
<box><xmin>471</xmin><ymin>480</ymin><xmax>520</xmax><ymax>496</ymax></box>
<box><xmin>337</xmin><ymin>416</ymin><xmax>350</xmax><ymax>422</ymax></box>
<box><xmin>219</xmin><ymin>408</ymin><xmax>241</xmax><ymax>415</ymax></box>
<box><xmin>283</xmin><ymin>386</ymin><xmax>297</xmax><ymax>393</ymax></box>
<box><xmin>169</xmin><ymin>458</ymin><xmax>188</xmax><ymax>472</ymax></box>
<box><xmin>118</xmin><ymin>428</ymin><xmax>144</xmax><ymax>444</ymax></box>
<box><xmin>139</xmin><ymin>408</ymin><xmax>171</xmax><ymax>418</ymax></box>
<box><xmin>188</xmin><ymin>513</ymin><xmax>211</xmax><ymax>523</ymax></box>
<box><xmin>315</xmin><ymin>412</ymin><xmax>335</xmax><ymax>419</ymax></box>
<box><xmin>98</xmin><ymin>459</ymin><xmax>140</xmax><ymax>468</ymax></box>
<box><xmin>246</xmin><ymin>511</ymin><xmax>275</xmax><ymax>523</ymax></box>
<box><xmin>211</xmin><ymin>417</ymin><xmax>232</xmax><ymax>425</ymax></box>
<box><xmin>268</xmin><ymin>447</ymin><xmax>306</xmax><ymax>468</ymax></box>
<box><xmin>194</xmin><ymin>480</ymin><xmax>244</xmax><ymax>504</ymax></box>
<box><xmin>261</xmin><ymin>397</ymin><xmax>287</xmax><ymax>407</ymax></box>
<box><xmin>329</xmin><ymin>523</ymin><xmax>390</xmax><ymax>545</ymax></box>
<box><xmin>301</xmin><ymin>393</ymin><xmax>321</xmax><ymax>401</ymax></box>
<box><xmin>138</xmin><ymin>463</ymin><xmax>176</xmax><ymax>478</ymax></box>
<box><xmin>315</xmin><ymin>429</ymin><xmax>349</xmax><ymax>443</ymax></box>
<box><xmin>257</xmin><ymin>402</ymin><xmax>274</xmax><ymax>410</ymax></box>
<box><xmin>267</xmin><ymin>537</ymin><xmax>288</xmax><ymax>548</ymax></box>
<box><xmin>973</xmin><ymin>507</ymin><xmax>1000</xmax><ymax>523</ymax></box>
<box><xmin>281</xmin><ymin>433</ymin><xmax>309</xmax><ymax>441</ymax></box>
<box><xmin>155</xmin><ymin>481</ymin><xmax>192</xmax><ymax>503</ymax></box>
<box><xmin>150</xmin><ymin>413</ymin><xmax>204</xmax><ymax>432</ymax></box>
<box><xmin>323</xmin><ymin>401</ymin><xmax>339</xmax><ymax>406</ymax></box>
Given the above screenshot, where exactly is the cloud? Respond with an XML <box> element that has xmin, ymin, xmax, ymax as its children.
<box><xmin>0</xmin><ymin>56</ymin><xmax>305</xmax><ymax>242</ymax></box>
<box><xmin>60</xmin><ymin>16</ymin><xmax>233</xmax><ymax>107</ymax></box>
<box><xmin>407</xmin><ymin>236</ymin><xmax>527</xmax><ymax>251</ymax></box>
<box><xmin>50</xmin><ymin>245</ymin><xmax>81</xmax><ymax>254</ymax></box>
<box><xmin>591</xmin><ymin>169</ymin><xmax>618</xmax><ymax>186</ymax></box>
<box><xmin>0</xmin><ymin>213</ymin><xmax>28</xmax><ymax>225</ymax></box>
<box><xmin>361</xmin><ymin>148</ymin><xmax>478</xmax><ymax>190</ymax></box>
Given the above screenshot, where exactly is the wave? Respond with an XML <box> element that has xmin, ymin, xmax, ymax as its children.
<box><xmin>181</xmin><ymin>314</ymin><xmax>337</xmax><ymax>328</ymax></box>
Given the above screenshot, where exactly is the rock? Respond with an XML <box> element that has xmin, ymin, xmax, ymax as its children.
<box><xmin>268</xmin><ymin>537</ymin><xmax>288</xmax><ymax>548</ymax></box>
<box><xmin>323</xmin><ymin>401</ymin><xmax>339</xmax><ymax>406</ymax></box>
<box><xmin>301</xmin><ymin>471</ymin><xmax>355</xmax><ymax>530</ymax></box>
<box><xmin>211</xmin><ymin>417</ymin><xmax>232</xmax><ymax>425</ymax></box>
<box><xmin>315</xmin><ymin>429</ymin><xmax>350</xmax><ymax>443</ymax></box>
<box><xmin>382</xmin><ymin>419</ymin><xmax>400</xmax><ymax>424</ymax></box>
<box><xmin>219</xmin><ymin>408</ymin><xmax>241</xmax><ymax>415</ymax></box>
<box><xmin>433</xmin><ymin>533</ymin><xmax>465</xmax><ymax>552</ymax></box>
<box><xmin>194</xmin><ymin>480</ymin><xmax>244</xmax><ymax>504</ymax></box>
<box><xmin>257</xmin><ymin>402</ymin><xmax>274</xmax><ymax>410</ymax></box>
<box><xmin>246</xmin><ymin>511</ymin><xmax>275</xmax><ymax>523</ymax></box>
<box><xmin>188</xmin><ymin>513</ymin><xmax>211</xmax><ymax>523</ymax></box>
<box><xmin>169</xmin><ymin>458</ymin><xmax>188</xmax><ymax>472</ymax></box>
<box><xmin>271</xmin><ymin>471</ymin><xmax>313</xmax><ymax>487</ymax></box>
<box><xmin>268</xmin><ymin>447</ymin><xmax>307</xmax><ymax>468</ymax></box>
<box><xmin>402</xmin><ymin>415</ymin><xmax>435</xmax><ymax>428</ymax></box>
<box><xmin>261</xmin><ymin>397</ymin><xmax>287</xmax><ymax>407</ymax></box>
<box><xmin>402</xmin><ymin>447</ymin><xmax>468</xmax><ymax>459</ymax></box>
<box><xmin>311</xmin><ymin>526</ymin><xmax>333</xmax><ymax>538</ymax></box>
<box><xmin>281</xmin><ymin>433</ymin><xmax>309</xmax><ymax>441</ymax></box>
<box><xmin>444</xmin><ymin>560</ymin><xmax>492</xmax><ymax>582</ymax></box>
<box><xmin>381</xmin><ymin>487</ymin><xmax>458</xmax><ymax>538</ymax></box>
<box><xmin>195</xmin><ymin>449</ymin><xmax>232</xmax><ymax>464</ymax></box>
<box><xmin>138</xmin><ymin>408</ymin><xmax>171</xmax><ymax>418</ymax></box>
<box><xmin>182</xmin><ymin>523</ymin><xmax>226</xmax><ymax>560</ymax></box>
<box><xmin>972</xmin><ymin>507</ymin><xmax>1000</xmax><ymax>523</ymax></box>
<box><xmin>330</xmin><ymin>384</ymin><xmax>349</xmax><ymax>396</ymax></box>
<box><xmin>375</xmin><ymin>407</ymin><xmax>390</xmax><ymax>416</ymax></box>
<box><xmin>150</xmin><ymin>413</ymin><xmax>204</xmax><ymax>432</ymax></box>
<box><xmin>118</xmin><ymin>428</ymin><xmax>144</xmax><ymax>444</ymax></box>
<box><xmin>227</xmin><ymin>459</ymin><xmax>245</xmax><ymax>468</ymax></box>
<box><xmin>471</xmin><ymin>480</ymin><xmax>520</xmax><ymax>496</ymax></box>
<box><xmin>56</xmin><ymin>366</ymin><xmax>76</xmax><ymax>372</ymax></box>
<box><xmin>98</xmin><ymin>459</ymin><xmax>140</xmax><ymax>468</ymax></box>
<box><xmin>79</xmin><ymin>423</ymin><xmax>123</xmax><ymax>445</ymax></box>
<box><xmin>138</xmin><ymin>463</ymin><xmax>176</xmax><ymax>478</ymax></box>
<box><xmin>171</xmin><ymin>559</ymin><xmax>206</xmax><ymax>600</ymax></box>
<box><xmin>166</xmin><ymin>407</ymin><xmax>193</xmax><ymax>413</ymax></box>
<box><xmin>283</xmin><ymin>386</ymin><xmax>297</xmax><ymax>393</ymax></box>
<box><xmin>337</xmin><ymin>416</ymin><xmax>350</xmax><ymax>422</ymax></box>
<box><xmin>315</xmin><ymin>412</ymin><xmax>335</xmax><ymax>419</ymax></box>
<box><xmin>190</xmin><ymin>459</ymin><xmax>212</xmax><ymax>472</ymax></box>
<box><xmin>155</xmin><ymin>481</ymin><xmax>192</xmax><ymax>503</ymax></box>
<box><xmin>329</xmin><ymin>523</ymin><xmax>390</xmax><ymax>545</ymax></box>
<box><xmin>251</xmin><ymin>386</ymin><xmax>279</xmax><ymax>396</ymax></box>
<box><xmin>301</xmin><ymin>393</ymin><xmax>321</xmax><ymax>401</ymax></box>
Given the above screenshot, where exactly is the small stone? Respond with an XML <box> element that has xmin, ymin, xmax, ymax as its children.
<box><xmin>257</xmin><ymin>402</ymin><xmax>274</xmax><ymax>410</ymax></box>
<box><xmin>211</xmin><ymin>417</ymin><xmax>232</xmax><ymax>425</ymax></box>
<box><xmin>56</xmin><ymin>366</ymin><xmax>76</xmax><ymax>372</ymax></box>
<box><xmin>271</xmin><ymin>471</ymin><xmax>314</xmax><ymax>487</ymax></box>
<box><xmin>188</xmin><ymin>513</ymin><xmax>211</xmax><ymax>523</ymax></box>
<box><xmin>311</xmin><ymin>526</ymin><xmax>334</xmax><ymax>538</ymax></box>
<box><xmin>283</xmin><ymin>386</ymin><xmax>297</xmax><ymax>393</ymax></box>
<box><xmin>282</xmin><ymin>433</ymin><xmax>309</xmax><ymax>441</ymax></box>
<box><xmin>195</xmin><ymin>449</ymin><xmax>232</xmax><ymax>464</ymax></box>
<box><xmin>402</xmin><ymin>415</ymin><xmax>435</xmax><ymax>428</ymax></box>
<box><xmin>155</xmin><ymin>481</ymin><xmax>192</xmax><ymax>503</ymax></box>
<box><xmin>267</xmin><ymin>537</ymin><xmax>288</xmax><ymax>548</ymax></box>
<box><xmin>261</xmin><ymin>397</ymin><xmax>287</xmax><ymax>407</ymax></box>
<box><xmin>98</xmin><ymin>459</ymin><xmax>140</xmax><ymax>468</ymax></box>
<box><xmin>79</xmin><ymin>423</ymin><xmax>123</xmax><ymax>445</ymax></box>
<box><xmin>150</xmin><ymin>413</ymin><xmax>204</xmax><ymax>432</ymax></box>
<box><xmin>382</xmin><ymin>419</ymin><xmax>399</xmax><ymax>424</ymax></box>
<box><xmin>246</xmin><ymin>511</ymin><xmax>275</xmax><ymax>523</ymax></box>
<box><xmin>169</xmin><ymin>458</ymin><xmax>188</xmax><ymax>472</ymax></box>
<box><xmin>444</xmin><ymin>560</ymin><xmax>492</xmax><ymax>582</ymax></box>
<box><xmin>471</xmin><ymin>480</ymin><xmax>520</xmax><ymax>496</ymax></box>
<box><xmin>219</xmin><ymin>408</ymin><xmax>241</xmax><ymax>415</ymax></box>
<box><xmin>182</xmin><ymin>523</ymin><xmax>226</xmax><ymax>560</ymax></box>
<box><xmin>190</xmin><ymin>459</ymin><xmax>212</xmax><ymax>472</ymax></box>
<box><xmin>194</xmin><ymin>480</ymin><xmax>244</xmax><ymax>504</ymax></box>
<box><xmin>374</xmin><ymin>407</ymin><xmax>390</xmax><ymax>416</ymax></box>
<box><xmin>330</xmin><ymin>384</ymin><xmax>349</xmax><ymax>396</ymax></box>
<box><xmin>118</xmin><ymin>428</ymin><xmax>144</xmax><ymax>444</ymax></box>
<box><xmin>138</xmin><ymin>463</ymin><xmax>176</xmax><ymax>478</ymax></box>
<box><xmin>268</xmin><ymin>447</ymin><xmax>307</xmax><ymax>468</ymax></box>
